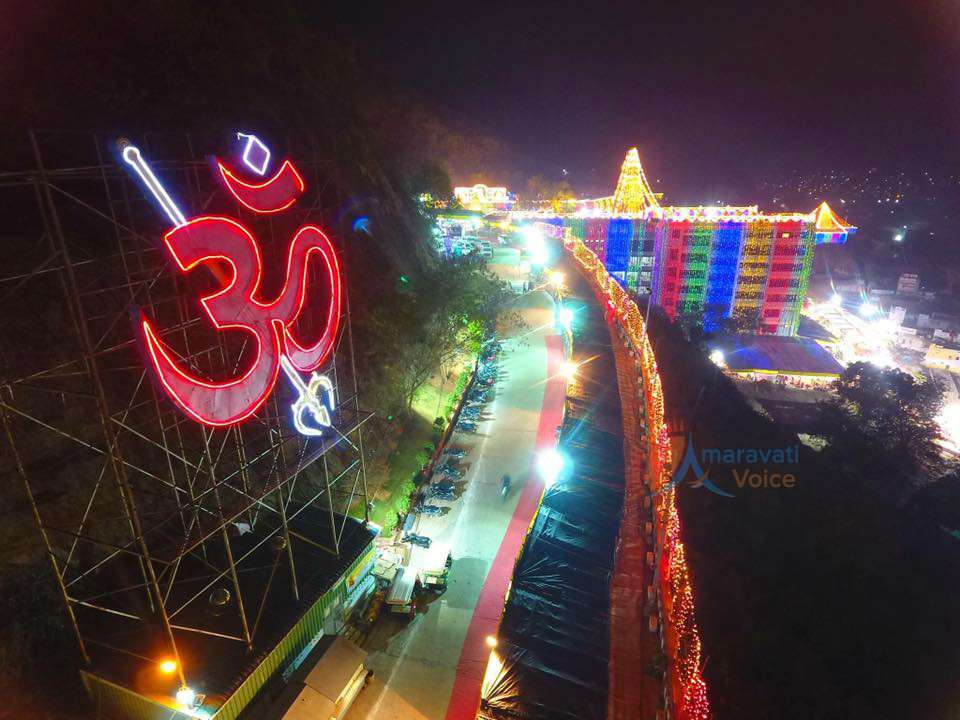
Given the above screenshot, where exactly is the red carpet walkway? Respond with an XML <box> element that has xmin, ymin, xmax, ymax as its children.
<box><xmin>443</xmin><ymin>333</ymin><xmax>566</xmax><ymax>720</ymax></box>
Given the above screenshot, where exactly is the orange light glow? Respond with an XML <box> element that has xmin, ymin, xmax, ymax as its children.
<box><xmin>159</xmin><ymin>659</ymin><xmax>177</xmax><ymax>675</ymax></box>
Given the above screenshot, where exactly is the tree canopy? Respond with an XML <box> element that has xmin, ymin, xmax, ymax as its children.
<box><xmin>525</xmin><ymin>174</ymin><xmax>575</xmax><ymax>211</ymax></box>
<box><xmin>363</xmin><ymin>256</ymin><xmax>509</xmax><ymax>413</ymax></box>
<box><xmin>821</xmin><ymin>362</ymin><xmax>950</xmax><ymax>488</ymax></box>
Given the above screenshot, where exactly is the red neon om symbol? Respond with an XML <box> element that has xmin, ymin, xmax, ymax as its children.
<box><xmin>139</xmin><ymin>156</ymin><xmax>342</xmax><ymax>427</ymax></box>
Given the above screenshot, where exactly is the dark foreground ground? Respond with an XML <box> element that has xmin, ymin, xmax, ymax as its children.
<box><xmin>648</xmin><ymin>309</ymin><xmax>960</xmax><ymax>720</ymax></box>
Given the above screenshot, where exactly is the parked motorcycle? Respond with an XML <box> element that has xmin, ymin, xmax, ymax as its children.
<box><xmin>403</xmin><ymin>533</ymin><xmax>432</xmax><ymax>548</ymax></box>
<box><xmin>415</xmin><ymin>504</ymin><xmax>443</xmax><ymax>516</ymax></box>
<box><xmin>500</xmin><ymin>474</ymin><xmax>511</xmax><ymax>499</ymax></box>
<box><xmin>429</xmin><ymin>484</ymin><xmax>455</xmax><ymax>499</ymax></box>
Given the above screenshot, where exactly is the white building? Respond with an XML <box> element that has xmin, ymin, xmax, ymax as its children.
<box><xmin>454</xmin><ymin>184</ymin><xmax>515</xmax><ymax>211</ymax></box>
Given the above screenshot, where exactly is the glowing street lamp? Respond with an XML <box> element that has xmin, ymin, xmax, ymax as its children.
<box><xmin>159</xmin><ymin>659</ymin><xmax>178</xmax><ymax>675</ymax></box>
<box><xmin>561</xmin><ymin>360</ymin><xmax>579</xmax><ymax>381</ymax></box>
<box><xmin>485</xmin><ymin>635</ymin><xmax>498</xmax><ymax>648</ymax></box>
<box><xmin>524</xmin><ymin>226</ymin><xmax>548</xmax><ymax>266</ymax></box>
<box><xmin>549</xmin><ymin>271</ymin><xmax>565</xmax><ymax>289</ymax></box>
<box><xmin>536</xmin><ymin>448</ymin><xmax>566</xmax><ymax>487</ymax></box>
<box><xmin>893</xmin><ymin>232</ymin><xmax>904</xmax><ymax>242</ymax></box>
<box><xmin>175</xmin><ymin>686</ymin><xmax>196</xmax><ymax>708</ymax></box>
<box><xmin>558</xmin><ymin>307</ymin><xmax>574</xmax><ymax>331</ymax></box>
<box><xmin>529</xmin><ymin>244</ymin><xmax>548</xmax><ymax>266</ymax></box>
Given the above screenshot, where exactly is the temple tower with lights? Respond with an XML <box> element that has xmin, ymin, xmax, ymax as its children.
<box><xmin>608</xmin><ymin>147</ymin><xmax>661</xmax><ymax>214</ymax></box>
<box><xmin>559</xmin><ymin>148</ymin><xmax>855</xmax><ymax>335</ymax></box>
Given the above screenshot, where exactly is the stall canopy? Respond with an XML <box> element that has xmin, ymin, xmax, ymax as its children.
<box><xmin>479</xmin><ymin>287</ymin><xmax>625</xmax><ymax>720</ymax></box>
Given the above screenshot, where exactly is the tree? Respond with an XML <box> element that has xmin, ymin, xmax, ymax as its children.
<box><xmin>718</xmin><ymin>308</ymin><xmax>761</xmax><ymax>335</ymax></box>
<box><xmin>821</xmin><ymin>362</ymin><xmax>950</xmax><ymax>487</ymax></box>
<box><xmin>676</xmin><ymin>311</ymin><xmax>705</xmax><ymax>341</ymax></box>
<box><xmin>367</xmin><ymin>258</ymin><xmax>508</xmax><ymax>413</ymax></box>
<box><xmin>409</xmin><ymin>162</ymin><xmax>453</xmax><ymax>201</ymax></box>
<box><xmin>524</xmin><ymin>175</ymin><xmax>575</xmax><ymax>211</ymax></box>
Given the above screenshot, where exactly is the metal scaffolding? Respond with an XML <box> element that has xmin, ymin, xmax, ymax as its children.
<box><xmin>0</xmin><ymin>130</ymin><xmax>372</xmax><ymax>684</ymax></box>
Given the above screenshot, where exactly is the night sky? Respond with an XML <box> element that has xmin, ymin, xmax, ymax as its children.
<box><xmin>336</xmin><ymin>0</ymin><xmax>960</xmax><ymax>201</ymax></box>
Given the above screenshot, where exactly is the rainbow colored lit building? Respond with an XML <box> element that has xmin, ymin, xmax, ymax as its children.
<box><xmin>560</xmin><ymin>149</ymin><xmax>855</xmax><ymax>335</ymax></box>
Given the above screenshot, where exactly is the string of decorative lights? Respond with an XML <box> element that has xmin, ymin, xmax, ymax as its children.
<box><xmin>564</xmin><ymin>232</ymin><xmax>712</xmax><ymax>720</ymax></box>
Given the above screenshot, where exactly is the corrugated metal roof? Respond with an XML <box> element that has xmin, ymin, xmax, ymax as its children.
<box><xmin>714</xmin><ymin>335</ymin><xmax>843</xmax><ymax>375</ymax></box>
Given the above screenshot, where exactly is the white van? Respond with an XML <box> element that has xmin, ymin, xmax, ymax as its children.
<box><xmin>268</xmin><ymin>636</ymin><xmax>370</xmax><ymax>720</ymax></box>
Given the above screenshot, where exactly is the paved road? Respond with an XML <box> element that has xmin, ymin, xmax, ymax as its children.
<box><xmin>346</xmin><ymin>285</ymin><xmax>562</xmax><ymax>720</ymax></box>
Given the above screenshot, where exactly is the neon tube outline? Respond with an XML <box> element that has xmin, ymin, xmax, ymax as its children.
<box><xmin>121</xmin><ymin>139</ymin><xmax>337</xmax><ymax>434</ymax></box>
<box><xmin>216</xmin><ymin>159</ymin><xmax>305</xmax><ymax>214</ymax></box>
<box><xmin>237</xmin><ymin>132</ymin><xmax>271</xmax><ymax>176</ymax></box>
<box><xmin>279</xmin><ymin>355</ymin><xmax>335</xmax><ymax>436</ymax></box>
<box><xmin>121</xmin><ymin>144</ymin><xmax>187</xmax><ymax>227</ymax></box>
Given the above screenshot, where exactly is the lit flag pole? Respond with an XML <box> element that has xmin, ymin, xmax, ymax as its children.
<box><xmin>120</xmin><ymin>137</ymin><xmax>336</xmax><ymax>436</ymax></box>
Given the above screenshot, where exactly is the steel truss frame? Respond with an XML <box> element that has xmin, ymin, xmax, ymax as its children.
<box><xmin>0</xmin><ymin>130</ymin><xmax>371</xmax><ymax>686</ymax></box>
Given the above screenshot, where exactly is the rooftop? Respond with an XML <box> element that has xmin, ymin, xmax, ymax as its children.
<box><xmin>713</xmin><ymin>335</ymin><xmax>844</xmax><ymax>376</ymax></box>
<box><xmin>82</xmin><ymin>509</ymin><xmax>375</xmax><ymax>715</ymax></box>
